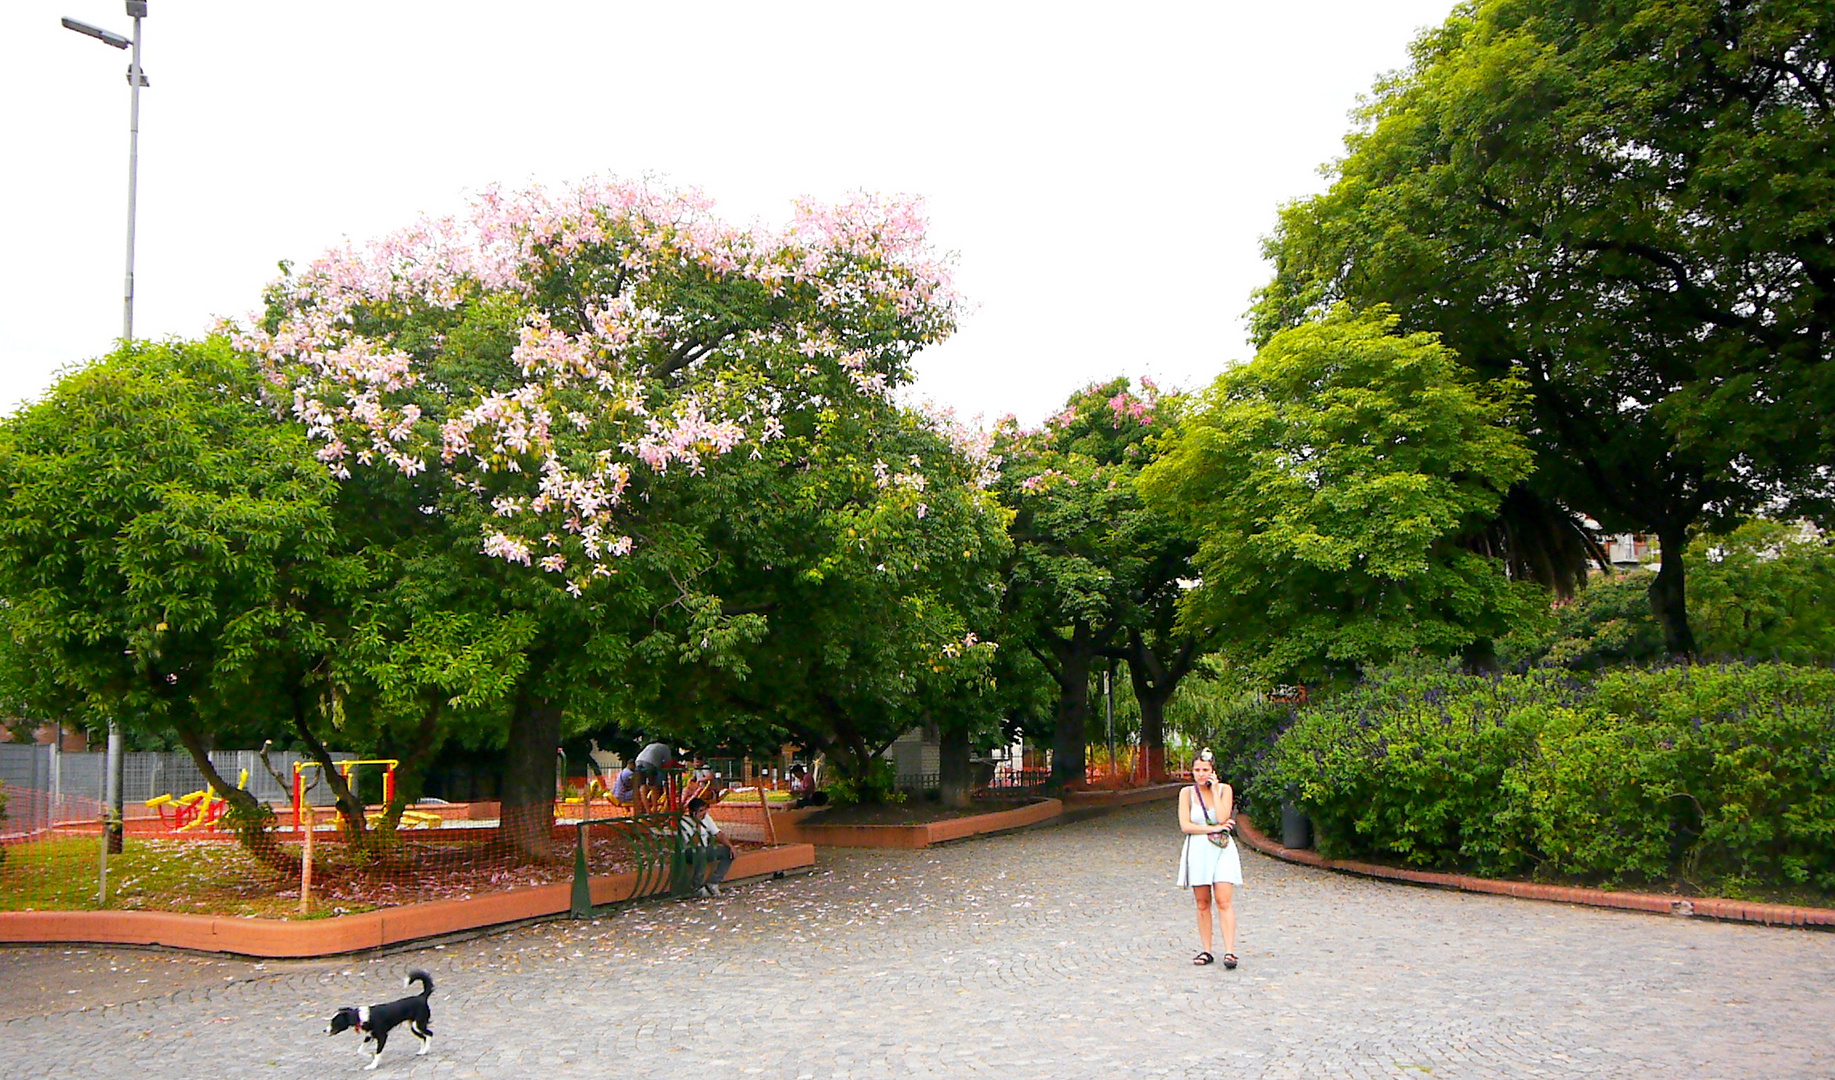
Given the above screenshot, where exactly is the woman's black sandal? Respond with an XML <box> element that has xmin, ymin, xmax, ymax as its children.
<box><xmin>1222</xmin><ymin>953</ymin><xmax>1238</xmax><ymax>969</ymax></box>
<box><xmin>1193</xmin><ymin>951</ymin><xmax>1215</xmax><ymax>966</ymax></box>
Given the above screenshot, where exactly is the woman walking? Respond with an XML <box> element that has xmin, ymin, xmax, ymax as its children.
<box><xmin>1177</xmin><ymin>748</ymin><xmax>1242</xmax><ymax>967</ymax></box>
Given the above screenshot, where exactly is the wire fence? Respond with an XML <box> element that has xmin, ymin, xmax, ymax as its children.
<box><xmin>0</xmin><ymin>744</ymin><xmax>1069</xmax><ymax>918</ymax></box>
<box><xmin>0</xmin><ymin>796</ymin><xmax>769</xmax><ymax>917</ymax></box>
<box><xmin>0</xmin><ymin>745</ymin><xmax>355</xmax><ymax>840</ymax></box>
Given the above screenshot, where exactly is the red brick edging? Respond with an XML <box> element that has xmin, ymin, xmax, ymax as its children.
<box><xmin>0</xmin><ymin>844</ymin><xmax>815</xmax><ymax>957</ymax></box>
<box><xmin>1062</xmin><ymin>782</ymin><xmax>1186</xmax><ymax>809</ymax></box>
<box><xmin>1235</xmin><ymin>815</ymin><xmax>1835</xmax><ymax>929</ymax></box>
<box><xmin>773</xmin><ymin>798</ymin><xmax>1062</xmax><ymax>848</ymax></box>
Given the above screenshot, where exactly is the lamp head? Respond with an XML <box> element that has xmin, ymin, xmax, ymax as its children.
<box><xmin>60</xmin><ymin>16</ymin><xmax>131</xmax><ymax>48</ymax></box>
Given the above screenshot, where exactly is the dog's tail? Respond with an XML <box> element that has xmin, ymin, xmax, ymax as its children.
<box><xmin>403</xmin><ymin>969</ymin><xmax>434</xmax><ymax>998</ymax></box>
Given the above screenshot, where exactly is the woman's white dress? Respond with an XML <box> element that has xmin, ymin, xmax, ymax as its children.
<box><xmin>1177</xmin><ymin>785</ymin><xmax>1243</xmax><ymax>888</ymax></box>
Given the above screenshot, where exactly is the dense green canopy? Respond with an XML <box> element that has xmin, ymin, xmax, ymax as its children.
<box><xmin>1253</xmin><ymin>0</ymin><xmax>1835</xmax><ymax>655</ymax></box>
<box><xmin>1141</xmin><ymin>307</ymin><xmax>1537</xmax><ymax>682</ymax></box>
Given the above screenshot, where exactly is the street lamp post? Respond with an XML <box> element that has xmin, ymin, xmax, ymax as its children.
<box><xmin>61</xmin><ymin>2</ymin><xmax>147</xmax><ymax>340</ymax></box>
<box><xmin>62</xmin><ymin>1</ymin><xmax>149</xmax><ymax>894</ymax></box>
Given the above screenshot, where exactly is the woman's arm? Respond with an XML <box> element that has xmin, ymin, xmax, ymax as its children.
<box><xmin>1178</xmin><ymin>787</ymin><xmax>1225</xmax><ymax>835</ymax></box>
<box><xmin>1217</xmin><ymin>783</ymin><xmax>1235</xmax><ymax>825</ymax></box>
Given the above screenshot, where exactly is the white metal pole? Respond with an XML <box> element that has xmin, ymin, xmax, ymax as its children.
<box><xmin>105</xmin><ymin>722</ymin><xmax>123</xmax><ymax>854</ymax></box>
<box><xmin>122</xmin><ymin>5</ymin><xmax>142</xmax><ymax>341</ymax></box>
<box><xmin>1104</xmin><ymin>668</ymin><xmax>1114</xmax><ymax>781</ymax></box>
<box><xmin>104</xmin><ymin>4</ymin><xmax>145</xmax><ymax>871</ymax></box>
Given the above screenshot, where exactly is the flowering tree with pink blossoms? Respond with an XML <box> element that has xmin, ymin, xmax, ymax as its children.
<box><xmin>231</xmin><ymin>177</ymin><xmax>975</xmax><ymax>855</ymax></box>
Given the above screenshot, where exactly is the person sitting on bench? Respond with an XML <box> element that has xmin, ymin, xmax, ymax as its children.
<box><xmin>679</xmin><ymin>796</ymin><xmax>734</xmax><ymax>897</ymax></box>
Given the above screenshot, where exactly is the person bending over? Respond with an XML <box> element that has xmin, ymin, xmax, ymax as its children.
<box><xmin>634</xmin><ymin>741</ymin><xmax>674</xmax><ymax>808</ymax></box>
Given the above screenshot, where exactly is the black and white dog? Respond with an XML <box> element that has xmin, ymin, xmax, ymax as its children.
<box><xmin>325</xmin><ymin>969</ymin><xmax>435</xmax><ymax>1070</ymax></box>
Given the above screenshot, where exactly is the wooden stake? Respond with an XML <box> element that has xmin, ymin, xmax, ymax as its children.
<box><xmin>299</xmin><ymin>800</ymin><xmax>316</xmax><ymax>914</ymax></box>
<box><xmin>758</xmin><ymin>782</ymin><xmax>777</xmax><ymax>846</ymax></box>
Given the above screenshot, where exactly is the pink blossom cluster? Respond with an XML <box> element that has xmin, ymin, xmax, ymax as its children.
<box><xmin>1020</xmin><ymin>469</ymin><xmax>1073</xmax><ymax>491</ymax></box>
<box><xmin>940</xmin><ymin>630</ymin><xmax>990</xmax><ymax>660</ymax></box>
<box><xmin>233</xmin><ymin>175</ymin><xmax>958</xmax><ymax>588</ymax></box>
<box><xmin>624</xmin><ymin>397</ymin><xmax>745</xmax><ymax>475</ymax></box>
<box><xmin>916</xmin><ymin>402</ymin><xmax>1002</xmax><ymax>491</ymax></box>
<box><xmin>1107</xmin><ymin>390</ymin><xmax>1157</xmax><ymax>428</ymax></box>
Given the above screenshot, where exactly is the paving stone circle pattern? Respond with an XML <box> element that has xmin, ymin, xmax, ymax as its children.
<box><xmin>3</xmin><ymin>801</ymin><xmax>1831</xmax><ymax>1078</ymax></box>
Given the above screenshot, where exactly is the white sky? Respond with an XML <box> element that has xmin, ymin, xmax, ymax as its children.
<box><xmin>2</xmin><ymin>0</ymin><xmax>1454</xmax><ymax>426</ymax></box>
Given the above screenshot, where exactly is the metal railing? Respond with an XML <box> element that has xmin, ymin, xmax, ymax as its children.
<box><xmin>568</xmin><ymin>811</ymin><xmax>690</xmax><ymax>918</ymax></box>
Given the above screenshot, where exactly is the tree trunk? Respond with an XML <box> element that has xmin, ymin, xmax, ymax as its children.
<box><xmin>1137</xmin><ymin>693</ymin><xmax>1167</xmax><ymax>783</ymax></box>
<box><xmin>500</xmin><ymin>691</ymin><xmax>563</xmax><ymax>862</ymax></box>
<box><xmin>938</xmin><ymin>720</ymin><xmax>972</xmax><ymax>810</ymax></box>
<box><xmin>171</xmin><ymin>724</ymin><xmax>295</xmax><ymax>874</ymax></box>
<box><xmin>289</xmin><ymin>706</ymin><xmax>369</xmax><ymax>845</ymax></box>
<box><xmin>380</xmin><ymin>696</ymin><xmax>444</xmax><ymax>828</ymax></box>
<box><xmin>1649</xmin><ymin>525</ymin><xmax>1697</xmax><ymax>658</ymax></box>
<box><xmin>1050</xmin><ymin>649</ymin><xmax>1092</xmax><ymax>790</ymax></box>
<box><xmin>1126</xmin><ymin>630</ymin><xmax>1196</xmax><ymax>784</ymax></box>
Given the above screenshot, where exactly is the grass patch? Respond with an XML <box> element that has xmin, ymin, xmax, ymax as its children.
<box><xmin>0</xmin><ymin>829</ymin><xmax>754</xmax><ymax>919</ymax></box>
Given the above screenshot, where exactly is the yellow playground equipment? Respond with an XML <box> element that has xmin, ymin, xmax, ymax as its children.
<box><xmin>145</xmin><ymin>769</ymin><xmax>250</xmax><ymax>832</ymax></box>
<box><xmin>292</xmin><ymin>758</ymin><xmax>443</xmax><ymax>831</ymax></box>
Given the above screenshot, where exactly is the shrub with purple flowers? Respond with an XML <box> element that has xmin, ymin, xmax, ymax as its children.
<box><xmin>1252</xmin><ymin>663</ymin><xmax>1835</xmax><ymax>896</ymax></box>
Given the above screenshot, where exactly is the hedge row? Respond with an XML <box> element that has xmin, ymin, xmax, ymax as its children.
<box><xmin>1246</xmin><ymin>663</ymin><xmax>1835</xmax><ymax>895</ymax></box>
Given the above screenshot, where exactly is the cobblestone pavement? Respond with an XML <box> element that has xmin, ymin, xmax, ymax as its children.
<box><xmin>4</xmin><ymin>802</ymin><xmax>1833</xmax><ymax>1079</ymax></box>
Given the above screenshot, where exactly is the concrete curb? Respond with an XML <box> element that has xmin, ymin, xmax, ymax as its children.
<box><xmin>0</xmin><ymin>843</ymin><xmax>815</xmax><ymax>957</ymax></box>
<box><xmin>1235</xmin><ymin>815</ymin><xmax>1835</xmax><ymax>930</ymax></box>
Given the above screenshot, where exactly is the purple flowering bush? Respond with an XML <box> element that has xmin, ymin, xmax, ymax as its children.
<box><xmin>1254</xmin><ymin>663</ymin><xmax>1835</xmax><ymax>895</ymax></box>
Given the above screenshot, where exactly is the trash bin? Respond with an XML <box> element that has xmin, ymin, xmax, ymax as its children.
<box><xmin>1280</xmin><ymin>802</ymin><xmax>1312</xmax><ymax>850</ymax></box>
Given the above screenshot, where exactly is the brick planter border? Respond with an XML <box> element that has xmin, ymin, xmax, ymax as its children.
<box><xmin>774</xmin><ymin>798</ymin><xmax>1062</xmax><ymax>848</ymax></box>
<box><xmin>0</xmin><ymin>844</ymin><xmax>815</xmax><ymax>957</ymax></box>
<box><xmin>1062</xmin><ymin>783</ymin><xmax>1185</xmax><ymax>809</ymax></box>
<box><xmin>1235</xmin><ymin>815</ymin><xmax>1835</xmax><ymax>930</ymax></box>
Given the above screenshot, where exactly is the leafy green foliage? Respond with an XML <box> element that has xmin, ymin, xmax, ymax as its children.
<box><xmin>1250</xmin><ymin>664</ymin><xmax>1556</xmax><ymax>874</ymax></box>
<box><xmin>673</xmin><ymin>407</ymin><xmax>1011</xmax><ymax>784</ymax></box>
<box><xmin>820</xmin><ymin>758</ymin><xmax>905</xmax><ymax>807</ymax></box>
<box><xmin>1254</xmin><ymin>663</ymin><xmax>1835</xmax><ymax>895</ymax></box>
<box><xmin>1163</xmin><ymin>667</ymin><xmax>1295</xmax><ymax>814</ymax></box>
<box><xmin>1689</xmin><ymin>521</ymin><xmax>1835</xmax><ymax>663</ymax></box>
<box><xmin>1573</xmin><ymin>665</ymin><xmax>1835</xmax><ymax>892</ymax></box>
<box><xmin>993</xmin><ymin>377</ymin><xmax>1197</xmax><ymax>784</ymax></box>
<box><xmin>1140</xmin><ymin>307</ymin><xmax>1537</xmax><ymax>682</ymax></box>
<box><xmin>1498</xmin><ymin>570</ymin><xmax>1665</xmax><ymax>671</ymax></box>
<box><xmin>1251</xmin><ymin>0</ymin><xmax>1835</xmax><ymax>656</ymax></box>
<box><xmin>0</xmin><ymin>339</ymin><xmax>344</xmax><ymax>750</ymax></box>
<box><xmin>1501</xmin><ymin>521</ymin><xmax>1835</xmax><ymax>669</ymax></box>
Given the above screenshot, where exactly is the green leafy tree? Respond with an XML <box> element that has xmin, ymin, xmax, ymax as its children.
<box><xmin>994</xmin><ymin>377</ymin><xmax>1199</xmax><ymax>787</ymax></box>
<box><xmin>1140</xmin><ymin>307</ymin><xmax>1538</xmax><ymax>682</ymax></box>
<box><xmin>0</xmin><ymin>338</ymin><xmax>347</xmax><ymax>865</ymax></box>
<box><xmin>664</xmin><ymin>406</ymin><xmax>1010</xmax><ymax>807</ymax></box>
<box><xmin>1505</xmin><ymin>520</ymin><xmax>1835</xmax><ymax>668</ymax></box>
<box><xmin>1690</xmin><ymin>520</ymin><xmax>1835</xmax><ymax>662</ymax></box>
<box><xmin>1496</xmin><ymin>569</ymin><xmax>1665</xmax><ymax>671</ymax></box>
<box><xmin>1253</xmin><ymin>0</ymin><xmax>1835</xmax><ymax>656</ymax></box>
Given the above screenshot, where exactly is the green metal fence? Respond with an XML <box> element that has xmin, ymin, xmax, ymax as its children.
<box><xmin>568</xmin><ymin>811</ymin><xmax>695</xmax><ymax>918</ymax></box>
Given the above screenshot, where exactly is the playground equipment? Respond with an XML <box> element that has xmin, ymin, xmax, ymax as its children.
<box><xmin>145</xmin><ymin>768</ymin><xmax>249</xmax><ymax>832</ymax></box>
<box><xmin>291</xmin><ymin>758</ymin><xmax>441</xmax><ymax>830</ymax></box>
